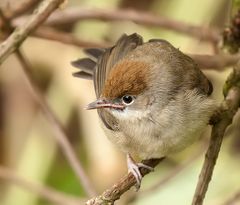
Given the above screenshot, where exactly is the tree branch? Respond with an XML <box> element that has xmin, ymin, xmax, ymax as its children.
<box><xmin>33</xmin><ymin>26</ymin><xmax>109</xmax><ymax>48</ymax></box>
<box><xmin>0</xmin><ymin>0</ymin><xmax>65</xmax><ymax>64</ymax></box>
<box><xmin>16</xmin><ymin>50</ymin><xmax>96</xmax><ymax>197</ymax></box>
<box><xmin>85</xmin><ymin>158</ymin><xmax>164</xmax><ymax>205</ymax></box>
<box><xmin>0</xmin><ymin>166</ymin><xmax>85</xmax><ymax>205</ymax></box>
<box><xmin>192</xmin><ymin>62</ymin><xmax>240</xmax><ymax>205</ymax></box>
<box><xmin>36</xmin><ymin>8</ymin><xmax>221</xmax><ymax>43</ymax></box>
<box><xmin>189</xmin><ymin>53</ymin><xmax>240</xmax><ymax>70</ymax></box>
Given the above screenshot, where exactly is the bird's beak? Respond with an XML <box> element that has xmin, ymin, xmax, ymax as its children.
<box><xmin>85</xmin><ymin>99</ymin><xmax>124</xmax><ymax>110</ymax></box>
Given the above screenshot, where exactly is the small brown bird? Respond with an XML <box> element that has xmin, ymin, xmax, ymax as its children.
<box><xmin>71</xmin><ymin>33</ymin><xmax>215</xmax><ymax>189</ymax></box>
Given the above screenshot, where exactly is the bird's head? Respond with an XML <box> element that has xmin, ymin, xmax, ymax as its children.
<box><xmin>86</xmin><ymin>60</ymin><xmax>153</xmax><ymax>119</ymax></box>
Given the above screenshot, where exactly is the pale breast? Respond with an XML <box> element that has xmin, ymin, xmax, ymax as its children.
<box><xmin>102</xmin><ymin>89</ymin><xmax>215</xmax><ymax>159</ymax></box>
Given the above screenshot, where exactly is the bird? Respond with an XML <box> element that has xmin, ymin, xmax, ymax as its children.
<box><xmin>71</xmin><ymin>33</ymin><xmax>215</xmax><ymax>189</ymax></box>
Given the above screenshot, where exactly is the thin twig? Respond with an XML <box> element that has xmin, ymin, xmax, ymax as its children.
<box><xmin>0</xmin><ymin>0</ymin><xmax>65</xmax><ymax>64</ymax></box>
<box><xmin>27</xmin><ymin>7</ymin><xmax>220</xmax><ymax>43</ymax></box>
<box><xmin>33</xmin><ymin>26</ymin><xmax>109</xmax><ymax>48</ymax></box>
<box><xmin>189</xmin><ymin>53</ymin><xmax>240</xmax><ymax>70</ymax></box>
<box><xmin>192</xmin><ymin>62</ymin><xmax>240</xmax><ymax>205</ymax></box>
<box><xmin>0</xmin><ymin>166</ymin><xmax>85</xmax><ymax>205</ymax></box>
<box><xmin>15</xmin><ymin>50</ymin><xmax>96</xmax><ymax>197</ymax></box>
<box><xmin>85</xmin><ymin>158</ymin><xmax>164</xmax><ymax>205</ymax></box>
<box><xmin>222</xmin><ymin>190</ymin><xmax>240</xmax><ymax>205</ymax></box>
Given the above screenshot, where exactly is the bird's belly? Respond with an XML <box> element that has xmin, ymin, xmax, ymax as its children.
<box><xmin>102</xmin><ymin>91</ymin><xmax>215</xmax><ymax>160</ymax></box>
<box><xmin>104</xmin><ymin>119</ymin><xmax>206</xmax><ymax>159</ymax></box>
<box><xmin>104</xmin><ymin>107</ymin><xmax>213</xmax><ymax>159</ymax></box>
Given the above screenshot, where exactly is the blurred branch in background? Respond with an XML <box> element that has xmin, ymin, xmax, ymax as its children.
<box><xmin>34</xmin><ymin>8</ymin><xmax>221</xmax><ymax>43</ymax></box>
<box><xmin>13</xmin><ymin>7</ymin><xmax>220</xmax><ymax>43</ymax></box>
<box><xmin>0</xmin><ymin>0</ymin><xmax>65</xmax><ymax>64</ymax></box>
<box><xmin>223</xmin><ymin>189</ymin><xmax>240</xmax><ymax>205</ymax></box>
<box><xmin>33</xmin><ymin>26</ymin><xmax>109</xmax><ymax>48</ymax></box>
<box><xmin>1</xmin><ymin>0</ymin><xmax>41</xmax><ymax>20</ymax></box>
<box><xmin>2</xmin><ymin>5</ymin><xmax>237</xmax><ymax>70</ymax></box>
<box><xmin>189</xmin><ymin>53</ymin><xmax>240</xmax><ymax>70</ymax></box>
<box><xmin>0</xmin><ymin>166</ymin><xmax>85</xmax><ymax>205</ymax></box>
<box><xmin>16</xmin><ymin>50</ymin><xmax>96</xmax><ymax>197</ymax></box>
<box><xmin>0</xmin><ymin>0</ymin><xmax>96</xmax><ymax>198</ymax></box>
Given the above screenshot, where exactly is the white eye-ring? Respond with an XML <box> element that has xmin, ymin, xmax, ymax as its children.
<box><xmin>122</xmin><ymin>95</ymin><xmax>135</xmax><ymax>105</ymax></box>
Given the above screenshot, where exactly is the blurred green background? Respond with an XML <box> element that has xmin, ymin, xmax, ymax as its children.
<box><xmin>0</xmin><ymin>0</ymin><xmax>240</xmax><ymax>205</ymax></box>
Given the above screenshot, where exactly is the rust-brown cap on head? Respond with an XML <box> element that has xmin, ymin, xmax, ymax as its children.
<box><xmin>101</xmin><ymin>60</ymin><xmax>150</xmax><ymax>99</ymax></box>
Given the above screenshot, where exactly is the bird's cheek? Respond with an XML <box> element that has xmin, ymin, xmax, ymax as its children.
<box><xmin>141</xmin><ymin>95</ymin><xmax>156</xmax><ymax>107</ymax></box>
<box><xmin>110</xmin><ymin>108</ymin><xmax>129</xmax><ymax>119</ymax></box>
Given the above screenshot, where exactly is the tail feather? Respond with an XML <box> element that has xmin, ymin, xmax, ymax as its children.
<box><xmin>71</xmin><ymin>58</ymin><xmax>95</xmax><ymax>74</ymax></box>
<box><xmin>84</xmin><ymin>48</ymin><xmax>105</xmax><ymax>60</ymax></box>
<box><xmin>72</xmin><ymin>71</ymin><xmax>92</xmax><ymax>80</ymax></box>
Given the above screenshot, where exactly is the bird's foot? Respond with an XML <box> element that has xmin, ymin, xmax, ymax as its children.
<box><xmin>127</xmin><ymin>154</ymin><xmax>154</xmax><ymax>191</ymax></box>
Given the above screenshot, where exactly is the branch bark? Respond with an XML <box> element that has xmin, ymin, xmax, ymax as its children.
<box><xmin>192</xmin><ymin>62</ymin><xmax>240</xmax><ymax>205</ymax></box>
<box><xmin>85</xmin><ymin>158</ymin><xmax>164</xmax><ymax>205</ymax></box>
<box><xmin>0</xmin><ymin>0</ymin><xmax>65</xmax><ymax>64</ymax></box>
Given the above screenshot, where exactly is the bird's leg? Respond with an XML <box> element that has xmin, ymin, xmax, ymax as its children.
<box><xmin>126</xmin><ymin>153</ymin><xmax>154</xmax><ymax>190</ymax></box>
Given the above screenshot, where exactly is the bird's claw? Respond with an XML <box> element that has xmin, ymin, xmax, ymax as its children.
<box><xmin>127</xmin><ymin>154</ymin><xmax>154</xmax><ymax>191</ymax></box>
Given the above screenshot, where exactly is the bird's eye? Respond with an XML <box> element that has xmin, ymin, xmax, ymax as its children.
<box><xmin>122</xmin><ymin>95</ymin><xmax>134</xmax><ymax>105</ymax></box>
